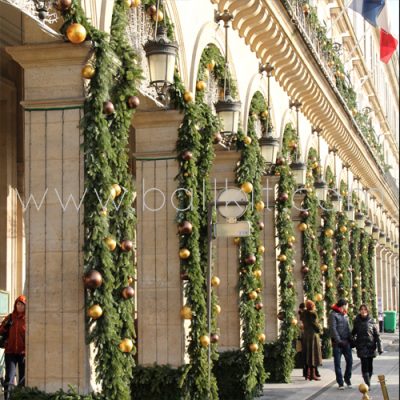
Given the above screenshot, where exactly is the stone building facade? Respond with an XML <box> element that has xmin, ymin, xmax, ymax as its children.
<box><xmin>0</xmin><ymin>0</ymin><xmax>398</xmax><ymax>394</ymax></box>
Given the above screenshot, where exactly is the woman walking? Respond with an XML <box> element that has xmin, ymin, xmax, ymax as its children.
<box><xmin>302</xmin><ymin>300</ymin><xmax>322</xmax><ymax>380</ymax></box>
<box><xmin>352</xmin><ymin>304</ymin><xmax>382</xmax><ymax>388</ymax></box>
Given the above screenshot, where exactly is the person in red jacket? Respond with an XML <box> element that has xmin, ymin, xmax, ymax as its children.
<box><xmin>0</xmin><ymin>295</ymin><xmax>26</xmax><ymax>399</ymax></box>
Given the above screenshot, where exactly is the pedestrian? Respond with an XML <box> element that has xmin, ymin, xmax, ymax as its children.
<box><xmin>352</xmin><ymin>304</ymin><xmax>383</xmax><ymax>389</ymax></box>
<box><xmin>0</xmin><ymin>295</ymin><xmax>26</xmax><ymax>400</ymax></box>
<box><xmin>302</xmin><ymin>300</ymin><xmax>322</xmax><ymax>381</ymax></box>
<box><xmin>296</xmin><ymin>303</ymin><xmax>306</xmax><ymax>376</ymax></box>
<box><xmin>328</xmin><ymin>298</ymin><xmax>353</xmax><ymax>390</ymax></box>
<box><xmin>378</xmin><ymin>311</ymin><xmax>383</xmax><ymax>333</ymax></box>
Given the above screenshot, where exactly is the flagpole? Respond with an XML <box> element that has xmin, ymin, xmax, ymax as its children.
<box><xmin>326</xmin><ymin>0</ymin><xmax>353</xmax><ymax>35</ymax></box>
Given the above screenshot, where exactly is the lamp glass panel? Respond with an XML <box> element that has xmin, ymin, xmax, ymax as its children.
<box><xmin>332</xmin><ymin>199</ymin><xmax>342</xmax><ymax>213</ymax></box>
<box><xmin>316</xmin><ymin>187</ymin><xmax>327</xmax><ymax>202</ymax></box>
<box><xmin>219</xmin><ymin>110</ymin><xmax>239</xmax><ymax>135</ymax></box>
<box><xmin>292</xmin><ymin>168</ymin><xmax>306</xmax><ymax>186</ymax></box>
<box><xmin>148</xmin><ymin>53</ymin><xmax>168</xmax><ymax>84</ymax></box>
<box><xmin>165</xmin><ymin>53</ymin><xmax>176</xmax><ymax>84</ymax></box>
<box><xmin>262</xmin><ymin>143</ymin><xmax>278</xmax><ymax>164</ymax></box>
<box><xmin>345</xmin><ymin>208</ymin><xmax>354</xmax><ymax>221</ymax></box>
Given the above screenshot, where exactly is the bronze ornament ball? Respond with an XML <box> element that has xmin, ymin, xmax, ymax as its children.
<box><xmin>245</xmin><ymin>254</ymin><xmax>256</xmax><ymax>265</ymax></box>
<box><xmin>178</xmin><ymin>221</ymin><xmax>193</xmax><ymax>235</ymax></box>
<box><xmin>255</xmin><ymin>302</ymin><xmax>263</xmax><ymax>310</ymax></box>
<box><xmin>103</xmin><ymin>101</ymin><xmax>115</xmax><ymax>115</ymax></box>
<box><xmin>210</xmin><ymin>333</ymin><xmax>219</xmax><ymax>343</ymax></box>
<box><xmin>121</xmin><ymin>240</ymin><xmax>133</xmax><ymax>252</ymax></box>
<box><xmin>122</xmin><ymin>286</ymin><xmax>135</xmax><ymax>299</ymax></box>
<box><xmin>128</xmin><ymin>96</ymin><xmax>140</xmax><ymax>109</ymax></box>
<box><xmin>83</xmin><ymin>270</ymin><xmax>103</xmax><ymax>289</ymax></box>
<box><xmin>181</xmin><ymin>150</ymin><xmax>193</xmax><ymax>161</ymax></box>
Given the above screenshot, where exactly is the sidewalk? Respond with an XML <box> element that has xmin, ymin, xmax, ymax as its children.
<box><xmin>261</xmin><ymin>331</ymin><xmax>399</xmax><ymax>400</ymax></box>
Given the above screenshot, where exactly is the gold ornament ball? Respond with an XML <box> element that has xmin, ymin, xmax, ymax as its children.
<box><xmin>124</xmin><ymin>0</ymin><xmax>132</xmax><ymax>6</ymax></box>
<box><xmin>119</xmin><ymin>338</ymin><xmax>134</xmax><ymax>353</ymax></box>
<box><xmin>244</xmin><ymin>136</ymin><xmax>252</xmax><ymax>145</ymax></box>
<box><xmin>278</xmin><ymin>254</ymin><xmax>287</xmax><ymax>262</ymax></box>
<box><xmin>258</xmin><ymin>333</ymin><xmax>266</xmax><ymax>343</ymax></box>
<box><xmin>104</xmin><ymin>237</ymin><xmax>117</xmax><ymax>251</ymax></box>
<box><xmin>200</xmin><ymin>335</ymin><xmax>210</xmax><ymax>347</ymax></box>
<box><xmin>338</xmin><ymin>273</ymin><xmax>343</xmax><ymax>279</ymax></box>
<box><xmin>253</xmin><ymin>270</ymin><xmax>262</xmax><ymax>278</ymax></box>
<box><xmin>180</xmin><ymin>306</ymin><xmax>192</xmax><ymax>319</ymax></box>
<box><xmin>261</xmin><ymin>110</ymin><xmax>269</xmax><ymax>119</ymax></box>
<box><xmin>314</xmin><ymin>293</ymin><xmax>323</xmax><ymax>302</ymax></box>
<box><xmin>249</xmin><ymin>343</ymin><xmax>259</xmax><ymax>352</ymax></box>
<box><xmin>214</xmin><ymin>304</ymin><xmax>221</xmax><ymax>314</ymax></box>
<box><xmin>66</xmin><ymin>23</ymin><xmax>87</xmax><ymax>44</ymax></box>
<box><xmin>87</xmin><ymin>304</ymin><xmax>103</xmax><ymax>320</ymax></box>
<box><xmin>340</xmin><ymin>225</ymin><xmax>348</xmax><ymax>233</ymax></box>
<box><xmin>131</xmin><ymin>0</ymin><xmax>141</xmax><ymax>6</ymax></box>
<box><xmin>320</xmin><ymin>264</ymin><xmax>328</xmax><ymax>272</ymax></box>
<box><xmin>352</xmin><ymin>108</ymin><xmax>358</xmax><ymax>116</ymax></box>
<box><xmin>303</xmin><ymin>4</ymin><xmax>310</xmax><ymax>14</ymax></box>
<box><xmin>325</xmin><ymin>228</ymin><xmax>334</xmax><ymax>238</ymax></box>
<box><xmin>255</xmin><ymin>201</ymin><xmax>265</xmax><ymax>212</ymax></box>
<box><xmin>326</xmin><ymin>281</ymin><xmax>333</xmax><ymax>288</ymax></box>
<box><xmin>110</xmin><ymin>187</ymin><xmax>117</xmax><ymax>200</ymax></box>
<box><xmin>233</xmin><ymin>237</ymin><xmax>241</xmax><ymax>245</ymax></box>
<box><xmin>183</xmin><ymin>91</ymin><xmax>194</xmax><ymax>103</ymax></box>
<box><xmin>336</xmin><ymin>267</ymin><xmax>342</xmax><ymax>272</ymax></box>
<box><xmin>248</xmin><ymin>291</ymin><xmax>258</xmax><ymax>300</ymax></box>
<box><xmin>359</xmin><ymin>383</ymin><xmax>369</xmax><ymax>394</ymax></box>
<box><xmin>288</xmin><ymin>235</ymin><xmax>296</xmax><ymax>243</ymax></box>
<box><xmin>353</xmin><ymin>283</ymin><xmax>358</xmax><ymax>288</ymax></box>
<box><xmin>298</xmin><ymin>222</ymin><xmax>308</xmax><ymax>232</ymax></box>
<box><xmin>241</xmin><ymin>182</ymin><xmax>253</xmax><ymax>194</ymax></box>
<box><xmin>291</xmin><ymin>318</ymin><xmax>298</xmax><ymax>326</ymax></box>
<box><xmin>179</xmin><ymin>248</ymin><xmax>191</xmax><ymax>259</ymax></box>
<box><xmin>152</xmin><ymin>10</ymin><xmax>164</xmax><ymax>22</ymax></box>
<box><xmin>196</xmin><ymin>80</ymin><xmax>206</xmax><ymax>91</ymax></box>
<box><xmin>99</xmin><ymin>207</ymin><xmax>108</xmax><ymax>217</ymax></box>
<box><xmin>112</xmin><ymin>183</ymin><xmax>122</xmax><ymax>197</ymax></box>
<box><xmin>82</xmin><ymin>64</ymin><xmax>95</xmax><ymax>79</ymax></box>
<box><xmin>207</xmin><ymin>60</ymin><xmax>216</xmax><ymax>71</ymax></box>
<box><xmin>257</xmin><ymin>245</ymin><xmax>265</xmax><ymax>255</ymax></box>
<box><xmin>211</xmin><ymin>276</ymin><xmax>221</xmax><ymax>287</ymax></box>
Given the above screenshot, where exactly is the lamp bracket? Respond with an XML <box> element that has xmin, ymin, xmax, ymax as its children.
<box><xmin>215</xmin><ymin>9</ymin><xmax>233</xmax><ymax>27</ymax></box>
<box><xmin>259</xmin><ymin>63</ymin><xmax>274</xmax><ymax>77</ymax></box>
<box><xmin>328</xmin><ymin>146</ymin><xmax>338</xmax><ymax>153</ymax></box>
<box><xmin>289</xmin><ymin>99</ymin><xmax>302</xmax><ymax>110</ymax></box>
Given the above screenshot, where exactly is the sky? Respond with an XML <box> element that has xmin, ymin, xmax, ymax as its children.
<box><xmin>387</xmin><ymin>0</ymin><xmax>399</xmax><ymax>39</ymax></box>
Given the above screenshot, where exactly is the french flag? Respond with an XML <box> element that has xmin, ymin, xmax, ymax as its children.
<box><xmin>349</xmin><ymin>0</ymin><xmax>398</xmax><ymax>63</ymax></box>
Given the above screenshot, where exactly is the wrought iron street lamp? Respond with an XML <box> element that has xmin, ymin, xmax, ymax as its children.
<box><xmin>289</xmin><ymin>100</ymin><xmax>307</xmax><ymax>186</ymax></box>
<box><xmin>144</xmin><ymin>2</ymin><xmax>178</xmax><ymax>101</ymax></box>
<box><xmin>355</xmin><ymin>211</ymin><xmax>365</xmax><ymax>229</ymax></box>
<box><xmin>214</xmin><ymin>10</ymin><xmax>241</xmax><ymax>140</ymax></box>
<box><xmin>364</xmin><ymin>219</ymin><xmax>373</xmax><ymax>234</ymax></box>
<box><xmin>372</xmin><ymin>225</ymin><xmax>380</xmax><ymax>240</ymax></box>
<box><xmin>329</xmin><ymin>147</ymin><xmax>342</xmax><ymax>212</ymax></box>
<box><xmin>344</xmin><ymin>165</ymin><xmax>354</xmax><ymax>221</ymax></box>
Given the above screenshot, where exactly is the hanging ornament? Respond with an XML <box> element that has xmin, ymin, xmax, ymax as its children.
<box><xmin>211</xmin><ymin>276</ymin><xmax>221</xmax><ymax>287</ymax></box>
<box><xmin>119</xmin><ymin>338</ymin><xmax>134</xmax><ymax>353</ymax></box>
<box><xmin>255</xmin><ymin>201</ymin><xmax>265</xmax><ymax>212</ymax></box>
<box><xmin>339</xmin><ymin>225</ymin><xmax>348</xmax><ymax>233</ymax></box>
<box><xmin>104</xmin><ymin>237</ymin><xmax>117</xmax><ymax>251</ymax></box>
<box><xmin>196</xmin><ymin>81</ymin><xmax>206</xmax><ymax>91</ymax></box>
<box><xmin>183</xmin><ymin>91</ymin><xmax>194</xmax><ymax>103</ymax></box>
<box><xmin>276</xmin><ymin>157</ymin><xmax>286</xmax><ymax>166</ymax></box>
<box><xmin>180</xmin><ymin>306</ymin><xmax>192</xmax><ymax>319</ymax></box>
<box><xmin>245</xmin><ymin>254</ymin><xmax>256</xmax><ymax>265</ymax></box>
<box><xmin>287</xmin><ymin>281</ymin><xmax>294</xmax><ymax>289</ymax></box>
<box><xmin>54</xmin><ymin>0</ymin><xmax>72</xmax><ymax>11</ymax></box>
<box><xmin>152</xmin><ymin>9</ymin><xmax>164</xmax><ymax>22</ymax></box>
<box><xmin>314</xmin><ymin>293</ymin><xmax>323</xmax><ymax>302</ymax></box>
<box><xmin>178</xmin><ymin>221</ymin><xmax>193</xmax><ymax>235</ymax></box>
<box><xmin>255</xmin><ymin>302</ymin><xmax>264</xmax><ymax>310</ymax></box>
<box><xmin>214</xmin><ymin>304</ymin><xmax>221</xmax><ymax>314</ymax></box>
<box><xmin>248</xmin><ymin>291</ymin><xmax>258</xmax><ymax>300</ymax></box>
<box><xmin>122</xmin><ymin>286</ymin><xmax>135</xmax><ymax>299</ymax></box>
<box><xmin>302</xmin><ymin>3</ymin><xmax>310</xmax><ymax>16</ymax></box>
<box><xmin>147</xmin><ymin>4</ymin><xmax>157</xmax><ymax>15</ymax></box>
<box><xmin>335</xmin><ymin>267</ymin><xmax>342</xmax><ymax>272</ymax></box>
<box><xmin>257</xmin><ymin>245</ymin><xmax>265</xmax><ymax>254</ymax></box>
<box><xmin>291</xmin><ymin>318</ymin><xmax>298</xmax><ymax>326</ymax></box>
<box><xmin>179</xmin><ymin>248</ymin><xmax>190</xmax><ymax>259</ymax></box>
<box><xmin>207</xmin><ymin>60</ymin><xmax>216</xmax><ymax>71</ymax></box>
<box><xmin>131</xmin><ymin>0</ymin><xmax>141</xmax><ymax>7</ymax></box>
<box><xmin>320</xmin><ymin>264</ymin><xmax>328</xmax><ymax>272</ymax></box>
<box><xmin>278</xmin><ymin>254</ymin><xmax>287</xmax><ymax>262</ymax></box>
<box><xmin>200</xmin><ymin>335</ymin><xmax>210</xmax><ymax>347</ymax></box>
<box><xmin>325</xmin><ymin>228</ymin><xmax>334</xmax><ymax>238</ymax></box>
<box><xmin>249</xmin><ymin>343</ymin><xmax>259</xmax><ymax>352</ymax></box>
<box><xmin>83</xmin><ymin>270</ymin><xmax>103</xmax><ymax>289</ymax></box>
<box><xmin>279</xmin><ymin>192</ymin><xmax>289</xmax><ymax>202</ymax></box>
<box><xmin>66</xmin><ymin>23</ymin><xmax>87</xmax><ymax>44</ymax></box>
<box><xmin>326</xmin><ymin>281</ymin><xmax>333</xmax><ymax>288</ymax></box>
<box><xmin>81</xmin><ymin>64</ymin><xmax>95</xmax><ymax>79</ymax></box>
<box><xmin>181</xmin><ymin>150</ymin><xmax>193</xmax><ymax>161</ymax></box>
<box><xmin>300</xmin><ymin>210</ymin><xmax>309</xmax><ymax>218</ymax></box>
<box><xmin>253</xmin><ymin>270</ymin><xmax>262</xmax><ymax>278</ymax></box>
<box><xmin>121</xmin><ymin>240</ymin><xmax>133</xmax><ymax>252</ymax></box>
<box><xmin>125</xmin><ymin>0</ymin><xmax>132</xmax><ymax>6</ymax></box>
<box><xmin>103</xmin><ymin>101</ymin><xmax>115</xmax><ymax>115</ymax></box>
<box><xmin>258</xmin><ymin>333</ymin><xmax>266</xmax><ymax>343</ymax></box>
<box><xmin>337</xmin><ymin>273</ymin><xmax>343</xmax><ymax>279</ymax></box>
<box><xmin>258</xmin><ymin>221</ymin><xmax>265</xmax><ymax>230</ymax></box>
<box><xmin>288</xmin><ymin>235</ymin><xmax>296</xmax><ymax>243</ymax></box>
<box><xmin>128</xmin><ymin>96</ymin><xmax>140</xmax><ymax>109</ymax></box>
<box><xmin>243</xmin><ymin>136</ymin><xmax>252</xmax><ymax>145</ymax></box>
<box><xmin>87</xmin><ymin>304</ymin><xmax>103</xmax><ymax>320</ymax></box>
<box><xmin>301</xmin><ymin>266</ymin><xmax>309</xmax><ymax>274</ymax></box>
<box><xmin>353</xmin><ymin>283</ymin><xmax>358</xmax><ymax>288</ymax></box>
<box><xmin>241</xmin><ymin>182</ymin><xmax>253</xmax><ymax>194</ymax></box>
<box><xmin>298</xmin><ymin>222</ymin><xmax>308</xmax><ymax>232</ymax></box>
<box><xmin>210</xmin><ymin>333</ymin><xmax>219</xmax><ymax>343</ymax></box>
<box><xmin>128</xmin><ymin>276</ymin><xmax>135</xmax><ymax>285</ymax></box>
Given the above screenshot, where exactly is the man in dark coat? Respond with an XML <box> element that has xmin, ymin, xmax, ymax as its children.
<box><xmin>328</xmin><ymin>299</ymin><xmax>353</xmax><ymax>390</ymax></box>
<box><xmin>352</xmin><ymin>304</ymin><xmax>383</xmax><ymax>388</ymax></box>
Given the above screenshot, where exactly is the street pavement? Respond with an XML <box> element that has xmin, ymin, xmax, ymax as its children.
<box><xmin>260</xmin><ymin>332</ymin><xmax>399</xmax><ymax>400</ymax></box>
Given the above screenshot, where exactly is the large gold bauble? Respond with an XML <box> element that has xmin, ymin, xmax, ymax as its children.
<box><xmin>288</xmin><ymin>235</ymin><xmax>296</xmax><ymax>243</ymax></box>
<box><xmin>87</xmin><ymin>304</ymin><xmax>103</xmax><ymax>320</ymax></box>
<box><xmin>358</xmin><ymin>383</ymin><xmax>369</xmax><ymax>394</ymax></box>
<box><xmin>258</xmin><ymin>333</ymin><xmax>266</xmax><ymax>343</ymax></box>
<box><xmin>119</xmin><ymin>338</ymin><xmax>134</xmax><ymax>353</ymax></box>
<box><xmin>110</xmin><ymin>187</ymin><xmax>117</xmax><ymax>200</ymax></box>
<box><xmin>131</xmin><ymin>0</ymin><xmax>141</xmax><ymax>6</ymax></box>
<box><xmin>320</xmin><ymin>264</ymin><xmax>328</xmax><ymax>272</ymax></box>
<box><xmin>243</xmin><ymin>136</ymin><xmax>252</xmax><ymax>145</ymax></box>
<box><xmin>255</xmin><ymin>201</ymin><xmax>265</xmax><ymax>212</ymax></box>
<box><xmin>196</xmin><ymin>80</ymin><xmax>206</xmax><ymax>91</ymax></box>
<box><xmin>152</xmin><ymin>10</ymin><xmax>164</xmax><ymax>22</ymax></box>
<box><xmin>104</xmin><ymin>237</ymin><xmax>117</xmax><ymax>251</ymax></box>
<box><xmin>249</xmin><ymin>343</ymin><xmax>259</xmax><ymax>352</ymax></box>
<box><xmin>179</xmin><ymin>248</ymin><xmax>191</xmax><ymax>259</ymax></box>
<box><xmin>82</xmin><ymin>64</ymin><xmax>95</xmax><ymax>79</ymax></box>
<box><xmin>124</xmin><ymin>0</ymin><xmax>132</xmax><ymax>7</ymax></box>
<box><xmin>326</xmin><ymin>281</ymin><xmax>333</xmax><ymax>288</ymax></box>
<box><xmin>183</xmin><ymin>91</ymin><xmax>194</xmax><ymax>103</ymax></box>
<box><xmin>278</xmin><ymin>254</ymin><xmax>287</xmax><ymax>262</ymax></box>
<box><xmin>66</xmin><ymin>23</ymin><xmax>87</xmax><ymax>44</ymax></box>
<box><xmin>241</xmin><ymin>182</ymin><xmax>253</xmax><ymax>194</ymax></box>
<box><xmin>257</xmin><ymin>245</ymin><xmax>265</xmax><ymax>255</ymax></box>
<box><xmin>253</xmin><ymin>270</ymin><xmax>262</xmax><ymax>278</ymax></box>
<box><xmin>298</xmin><ymin>222</ymin><xmax>308</xmax><ymax>232</ymax></box>
<box><xmin>291</xmin><ymin>318</ymin><xmax>298</xmax><ymax>326</ymax></box>
<box><xmin>211</xmin><ymin>276</ymin><xmax>221</xmax><ymax>287</ymax></box>
<box><xmin>200</xmin><ymin>335</ymin><xmax>210</xmax><ymax>347</ymax></box>
<box><xmin>248</xmin><ymin>291</ymin><xmax>258</xmax><ymax>300</ymax></box>
<box><xmin>214</xmin><ymin>304</ymin><xmax>221</xmax><ymax>314</ymax></box>
<box><xmin>339</xmin><ymin>225</ymin><xmax>348</xmax><ymax>233</ymax></box>
<box><xmin>261</xmin><ymin>110</ymin><xmax>269</xmax><ymax>119</ymax></box>
<box><xmin>325</xmin><ymin>228</ymin><xmax>334</xmax><ymax>238</ymax></box>
<box><xmin>180</xmin><ymin>306</ymin><xmax>192</xmax><ymax>319</ymax></box>
<box><xmin>233</xmin><ymin>237</ymin><xmax>241</xmax><ymax>245</ymax></box>
<box><xmin>314</xmin><ymin>293</ymin><xmax>323</xmax><ymax>302</ymax></box>
<box><xmin>207</xmin><ymin>60</ymin><xmax>216</xmax><ymax>71</ymax></box>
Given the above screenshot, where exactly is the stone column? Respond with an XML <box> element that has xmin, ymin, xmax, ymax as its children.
<box><xmin>134</xmin><ymin>108</ymin><xmax>184</xmax><ymax>366</ymax></box>
<box><xmin>211</xmin><ymin>151</ymin><xmax>241</xmax><ymax>350</ymax></box>
<box><xmin>261</xmin><ymin>175</ymin><xmax>279</xmax><ymax>341</ymax></box>
<box><xmin>7</xmin><ymin>43</ymin><xmax>91</xmax><ymax>393</ymax></box>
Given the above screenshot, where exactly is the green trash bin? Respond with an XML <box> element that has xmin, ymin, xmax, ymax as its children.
<box><xmin>384</xmin><ymin>311</ymin><xmax>397</xmax><ymax>333</ymax></box>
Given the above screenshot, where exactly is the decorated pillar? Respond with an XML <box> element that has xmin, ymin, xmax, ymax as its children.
<box><xmin>134</xmin><ymin>109</ymin><xmax>184</xmax><ymax>366</ymax></box>
<box><xmin>262</xmin><ymin>175</ymin><xmax>279</xmax><ymax>340</ymax></box>
<box><xmin>382</xmin><ymin>248</ymin><xmax>389</xmax><ymax>311</ymax></box>
<box><xmin>7</xmin><ymin>42</ymin><xmax>91</xmax><ymax>392</ymax></box>
<box><xmin>376</xmin><ymin>245</ymin><xmax>383</xmax><ymax>312</ymax></box>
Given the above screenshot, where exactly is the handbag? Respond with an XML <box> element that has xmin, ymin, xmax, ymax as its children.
<box><xmin>0</xmin><ymin>314</ymin><xmax>12</xmax><ymax>348</ymax></box>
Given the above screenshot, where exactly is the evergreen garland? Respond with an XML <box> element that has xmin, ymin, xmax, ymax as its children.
<box><xmin>360</xmin><ymin>231</ymin><xmax>372</xmax><ymax>307</ymax></box>
<box><xmin>274</xmin><ymin>123</ymin><xmax>297</xmax><ymax>383</ymax></box>
<box><xmin>368</xmin><ymin>240</ymin><xmax>378</xmax><ymax>319</ymax></box>
<box><xmin>350</xmin><ymin>226</ymin><xmax>362</xmax><ymax>311</ymax></box>
<box><xmin>335</xmin><ymin>181</ymin><xmax>352</xmax><ymax>320</ymax></box>
<box><xmin>58</xmin><ymin>1</ymin><xmax>139</xmax><ymax>398</ymax></box>
<box><xmin>301</xmin><ymin>148</ymin><xmax>322</xmax><ymax>318</ymax></box>
<box><xmin>235</xmin><ymin>92</ymin><xmax>267</xmax><ymax>399</ymax></box>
